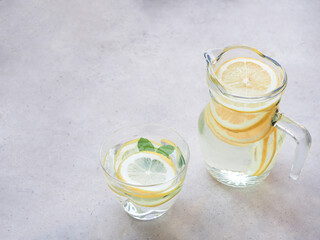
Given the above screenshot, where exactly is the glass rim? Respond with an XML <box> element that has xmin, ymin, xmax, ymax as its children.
<box><xmin>99</xmin><ymin>123</ymin><xmax>190</xmax><ymax>188</ymax></box>
<box><xmin>205</xmin><ymin>45</ymin><xmax>288</xmax><ymax>101</ymax></box>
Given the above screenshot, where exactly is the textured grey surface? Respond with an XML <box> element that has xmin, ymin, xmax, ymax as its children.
<box><xmin>1</xmin><ymin>0</ymin><xmax>320</xmax><ymax>239</ymax></box>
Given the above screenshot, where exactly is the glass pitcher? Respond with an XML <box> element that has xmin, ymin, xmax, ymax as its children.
<box><xmin>198</xmin><ymin>45</ymin><xmax>312</xmax><ymax>187</ymax></box>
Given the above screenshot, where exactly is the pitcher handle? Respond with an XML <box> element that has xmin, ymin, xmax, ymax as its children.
<box><xmin>272</xmin><ymin>110</ymin><xmax>312</xmax><ymax>180</ymax></box>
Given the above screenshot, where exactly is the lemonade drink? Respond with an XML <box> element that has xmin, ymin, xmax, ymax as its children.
<box><xmin>100</xmin><ymin>129</ymin><xmax>188</xmax><ymax>220</ymax></box>
<box><xmin>199</xmin><ymin>56</ymin><xmax>286</xmax><ymax>187</ymax></box>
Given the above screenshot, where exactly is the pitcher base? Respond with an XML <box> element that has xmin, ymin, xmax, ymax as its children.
<box><xmin>206</xmin><ymin>166</ymin><xmax>270</xmax><ymax>188</ymax></box>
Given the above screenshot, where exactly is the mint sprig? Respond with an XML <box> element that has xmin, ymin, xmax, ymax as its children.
<box><xmin>137</xmin><ymin>137</ymin><xmax>186</xmax><ymax>168</ymax></box>
<box><xmin>138</xmin><ymin>137</ymin><xmax>175</xmax><ymax>159</ymax></box>
<box><xmin>178</xmin><ymin>155</ymin><xmax>185</xmax><ymax>168</ymax></box>
<box><xmin>137</xmin><ymin>138</ymin><xmax>155</xmax><ymax>152</ymax></box>
<box><xmin>156</xmin><ymin>145</ymin><xmax>175</xmax><ymax>158</ymax></box>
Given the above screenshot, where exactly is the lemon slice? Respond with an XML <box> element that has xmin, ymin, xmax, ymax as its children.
<box><xmin>117</xmin><ymin>151</ymin><xmax>176</xmax><ymax>192</ymax></box>
<box><xmin>210</xmin><ymin>101</ymin><xmax>267</xmax><ymax>130</ymax></box>
<box><xmin>216</xmin><ymin>57</ymin><xmax>279</xmax><ymax>97</ymax></box>
<box><xmin>114</xmin><ymin>138</ymin><xmax>161</xmax><ymax>171</ymax></box>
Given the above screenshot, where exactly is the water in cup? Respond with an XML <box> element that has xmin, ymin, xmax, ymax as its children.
<box><xmin>100</xmin><ymin>125</ymin><xmax>189</xmax><ymax>220</ymax></box>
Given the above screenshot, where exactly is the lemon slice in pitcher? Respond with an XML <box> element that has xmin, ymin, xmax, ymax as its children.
<box><xmin>216</xmin><ymin>57</ymin><xmax>280</xmax><ymax>97</ymax></box>
<box><xmin>116</xmin><ymin>151</ymin><xmax>176</xmax><ymax>192</ymax></box>
<box><xmin>210</xmin><ymin>101</ymin><xmax>266</xmax><ymax>130</ymax></box>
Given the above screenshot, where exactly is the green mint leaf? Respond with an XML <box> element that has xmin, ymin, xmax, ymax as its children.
<box><xmin>156</xmin><ymin>145</ymin><xmax>175</xmax><ymax>158</ymax></box>
<box><xmin>178</xmin><ymin>155</ymin><xmax>185</xmax><ymax>168</ymax></box>
<box><xmin>138</xmin><ymin>138</ymin><xmax>155</xmax><ymax>152</ymax></box>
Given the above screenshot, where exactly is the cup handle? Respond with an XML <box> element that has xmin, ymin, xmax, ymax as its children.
<box><xmin>272</xmin><ymin>110</ymin><xmax>312</xmax><ymax>180</ymax></box>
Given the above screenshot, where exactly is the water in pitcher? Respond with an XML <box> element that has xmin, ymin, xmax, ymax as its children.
<box><xmin>199</xmin><ymin>57</ymin><xmax>286</xmax><ymax>187</ymax></box>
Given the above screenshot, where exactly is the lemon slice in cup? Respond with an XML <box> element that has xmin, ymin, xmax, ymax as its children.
<box><xmin>116</xmin><ymin>151</ymin><xmax>176</xmax><ymax>192</ymax></box>
<box><xmin>114</xmin><ymin>138</ymin><xmax>161</xmax><ymax>171</ymax></box>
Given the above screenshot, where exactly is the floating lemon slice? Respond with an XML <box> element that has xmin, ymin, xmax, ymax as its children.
<box><xmin>114</xmin><ymin>138</ymin><xmax>161</xmax><ymax>171</ymax></box>
<box><xmin>216</xmin><ymin>57</ymin><xmax>280</xmax><ymax>97</ymax></box>
<box><xmin>210</xmin><ymin>57</ymin><xmax>280</xmax><ymax>130</ymax></box>
<box><xmin>116</xmin><ymin>151</ymin><xmax>176</xmax><ymax>192</ymax></box>
<box><xmin>210</xmin><ymin>101</ymin><xmax>267</xmax><ymax>131</ymax></box>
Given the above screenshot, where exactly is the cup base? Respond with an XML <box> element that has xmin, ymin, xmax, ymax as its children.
<box><xmin>206</xmin><ymin>166</ymin><xmax>270</xmax><ymax>188</ymax></box>
<box><xmin>117</xmin><ymin>196</ymin><xmax>177</xmax><ymax>221</ymax></box>
<box><xmin>122</xmin><ymin>200</ymin><xmax>167</xmax><ymax>220</ymax></box>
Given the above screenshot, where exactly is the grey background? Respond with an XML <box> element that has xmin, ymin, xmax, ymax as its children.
<box><xmin>1</xmin><ymin>0</ymin><xmax>320</xmax><ymax>239</ymax></box>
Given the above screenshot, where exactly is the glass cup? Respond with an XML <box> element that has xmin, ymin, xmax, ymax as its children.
<box><xmin>198</xmin><ymin>45</ymin><xmax>312</xmax><ymax>188</ymax></box>
<box><xmin>100</xmin><ymin>124</ymin><xmax>190</xmax><ymax>220</ymax></box>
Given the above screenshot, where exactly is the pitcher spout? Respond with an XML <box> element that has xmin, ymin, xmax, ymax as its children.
<box><xmin>204</xmin><ymin>48</ymin><xmax>224</xmax><ymax>67</ymax></box>
<box><xmin>204</xmin><ymin>45</ymin><xmax>287</xmax><ymax>103</ymax></box>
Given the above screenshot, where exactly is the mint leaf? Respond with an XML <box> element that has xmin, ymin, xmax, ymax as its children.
<box><xmin>156</xmin><ymin>145</ymin><xmax>175</xmax><ymax>157</ymax></box>
<box><xmin>138</xmin><ymin>138</ymin><xmax>155</xmax><ymax>152</ymax></box>
<box><xmin>178</xmin><ymin>154</ymin><xmax>185</xmax><ymax>168</ymax></box>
